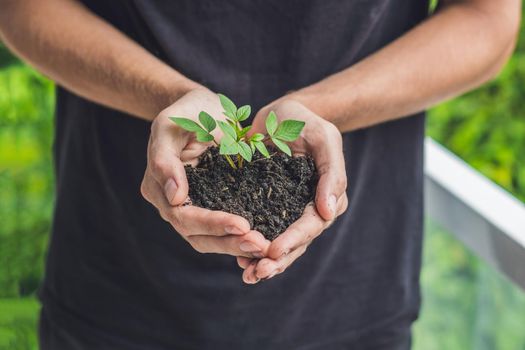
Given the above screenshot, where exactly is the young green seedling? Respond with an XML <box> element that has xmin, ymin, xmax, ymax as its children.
<box><xmin>169</xmin><ymin>93</ymin><xmax>305</xmax><ymax>169</ymax></box>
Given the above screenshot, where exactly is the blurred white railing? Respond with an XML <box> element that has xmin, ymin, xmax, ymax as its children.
<box><xmin>425</xmin><ymin>138</ymin><xmax>525</xmax><ymax>291</ymax></box>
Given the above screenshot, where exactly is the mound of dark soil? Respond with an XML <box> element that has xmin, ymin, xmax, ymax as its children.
<box><xmin>185</xmin><ymin>147</ymin><xmax>317</xmax><ymax>240</ymax></box>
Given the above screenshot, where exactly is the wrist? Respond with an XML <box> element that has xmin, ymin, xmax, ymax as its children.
<box><xmin>289</xmin><ymin>79</ymin><xmax>360</xmax><ymax>132</ymax></box>
<box><xmin>152</xmin><ymin>76</ymin><xmax>203</xmax><ymax>120</ymax></box>
<box><xmin>287</xmin><ymin>86</ymin><xmax>339</xmax><ymax>124</ymax></box>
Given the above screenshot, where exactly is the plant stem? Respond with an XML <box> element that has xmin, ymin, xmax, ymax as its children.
<box><xmin>237</xmin><ymin>154</ymin><xmax>243</xmax><ymax>168</ymax></box>
<box><xmin>225</xmin><ymin>155</ymin><xmax>237</xmax><ymax>169</ymax></box>
<box><xmin>213</xmin><ymin>138</ymin><xmax>237</xmax><ymax>169</ymax></box>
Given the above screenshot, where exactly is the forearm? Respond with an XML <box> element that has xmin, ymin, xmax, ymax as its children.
<box><xmin>292</xmin><ymin>0</ymin><xmax>521</xmax><ymax>132</ymax></box>
<box><xmin>0</xmin><ymin>0</ymin><xmax>200</xmax><ymax>121</ymax></box>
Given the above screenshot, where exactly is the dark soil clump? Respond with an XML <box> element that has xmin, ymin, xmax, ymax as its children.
<box><xmin>185</xmin><ymin>147</ymin><xmax>317</xmax><ymax>240</ymax></box>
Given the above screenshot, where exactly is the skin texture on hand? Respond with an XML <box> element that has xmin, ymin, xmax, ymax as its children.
<box><xmin>289</xmin><ymin>0</ymin><xmax>521</xmax><ymax>132</ymax></box>
<box><xmin>141</xmin><ymin>89</ymin><xmax>271</xmax><ymax>258</ymax></box>
<box><xmin>0</xmin><ymin>0</ymin><xmax>199</xmax><ymax>120</ymax></box>
<box><xmin>237</xmin><ymin>100</ymin><xmax>349</xmax><ymax>284</ymax></box>
<box><xmin>0</xmin><ymin>0</ymin><xmax>519</xmax><ymax>284</ymax></box>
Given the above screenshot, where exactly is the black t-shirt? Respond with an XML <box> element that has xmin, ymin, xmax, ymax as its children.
<box><xmin>40</xmin><ymin>1</ymin><xmax>428</xmax><ymax>349</ymax></box>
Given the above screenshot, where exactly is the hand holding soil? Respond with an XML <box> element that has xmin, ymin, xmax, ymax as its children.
<box><xmin>238</xmin><ymin>100</ymin><xmax>348</xmax><ymax>283</ymax></box>
<box><xmin>141</xmin><ymin>88</ymin><xmax>271</xmax><ymax>258</ymax></box>
<box><xmin>142</xmin><ymin>91</ymin><xmax>348</xmax><ymax>283</ymax></box>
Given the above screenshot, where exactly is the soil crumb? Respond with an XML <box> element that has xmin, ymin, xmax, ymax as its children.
<box><xmin>185</xmin><ymin>147</ymin><xmax>317</xmax><ymax>240</ymax></box>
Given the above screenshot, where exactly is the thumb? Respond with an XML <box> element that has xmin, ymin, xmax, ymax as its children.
<box><xmin>161</xmin><ymin>156</ymin><xmax>189</xmax><ymax>206</ymax></box>
<box><xmin>313</xmin><ymin>136</ymin><xmax>347</xmax><ymax>221</ymax></box>
<box><xmin>148</xmin><ymin>142</ymin><xmax>189</xmax><ymax>206</ymax></box>
<box><xmin>315</xmin><ymin>173</ymin><xmax>341</xmax><ymax>221</ymax></box>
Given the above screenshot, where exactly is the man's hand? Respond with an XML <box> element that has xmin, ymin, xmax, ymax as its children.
<box><xmin>141</xmin><ymin>89</ymin><xmax>270</xmax><ymax>258</ymax></box>
<box><xmin>237</xmin><ymin>100</ymin><xmax>348</xmax><ymax>283</ymax></box>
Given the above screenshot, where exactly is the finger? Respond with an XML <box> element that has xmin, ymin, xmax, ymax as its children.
<box><xmin>142</xmin><ymin>173</ymin><xmax>251</xmax><ymax>236</ymax></box>
<box><xmin>172</xmin><ymin>205</ymin><xmax>251</xmax><ymax>237</ymax></box>
<box><xmin>266</xmin><ymin>194</ymin><xmax>348</xmax><ymax>261</ymax></box>
<box><xmin>186</xmin><ymin>230</ymin><xmax>271</xmax><ymax>257</ymax></box>
<box><xmin>254</xmin><ymin>244</ymin><xmax>308</xmax><ymax>280</ymax></box>
<box><xmin>266</xmin><ymin>203</ymin><xmax>326</xmax><ymax>260</ymax></box>
<box><xmin>180</xmin><ymin>142</ymin><xmax>208</xmax><ymax>166</ymax></box>
<box><xmin>140</xmin><ymin>171</ymin><xmax>173</xmax><ymax>222</ymax></box>
<box><xmin>147</xmin><ymin>130</ymin><xmax>189</xmax><ymax>206</ymax></box>
<box><xmin>311</xmin><ymin>124</ymin><xmax>347</xmax><ymax>221</ymax></box>
<box><xmin>337</xmin><ymin>192</ymin><xmax>349</xmax><ymax>217</ymax></box>
<box><xmin>237</xmin><ymin>256</ymin><xmax>253</xmax><ymax>269</ymax></box>
<box><xmin>242</xmin><ymin>260</ymin><xmax>260</xmax><ymax>284</ymax></box>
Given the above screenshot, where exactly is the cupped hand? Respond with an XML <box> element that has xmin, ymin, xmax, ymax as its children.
<box><xmin>238</xmin><ymin>99</ymin><xmax>348</xmax><ymax>283</ymax></box>
<box><xmin>141</xmin><ymin>88</ymin><xmax>270</xmax><ymax>258</ymax></box>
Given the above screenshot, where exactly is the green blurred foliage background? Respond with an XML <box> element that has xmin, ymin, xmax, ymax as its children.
<box><xmin>0</xmin><ymin>8</ymin><xmax>524</xmax><ymax>349</ymax></box>
<box><xmin>0</xmin><ymin>45</ymin><xmax>55</xmax><ymax>349</ymax></box>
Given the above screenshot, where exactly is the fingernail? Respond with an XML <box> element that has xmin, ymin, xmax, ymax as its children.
<box><xmin>328</xmin><ymin>194</ymin><xmax>337</xmax><ymax>217</ymax></box>
<box><xmin>245</xmin><ymin>261</ymin><xmax>259</xmax><ymax>284</ymax></box>
<box><xmin>240</xmin><ymin>241</ymin><xmax>261</xmax><ymax>253</ymax></box>
<box><xmin>164</xmin><ymin>178</ymin><xmax>178</xmax><ymax>204</ymax></box>
<box><xmin>247</xmin><ymin>277</ymin><xmax>260</xmax><ymax>285</ymax></box>
<box><xmin>225</xmin><ymin>226</ymin><xmax>244</xmax><ymax>235</ymax></box>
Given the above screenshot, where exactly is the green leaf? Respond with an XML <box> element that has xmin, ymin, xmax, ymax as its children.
<box><xmin>249</xmin><ymin>140</ymin><xmax>256</xmax><ymax>153</ymax></box>
<box><xmin>218</xmin><ymin>121</ymin><xmax>237</xmax><ymax>140</ymax></box>
<box><xmin>237</xmin><ymin>105</ymin><xmax>251</xmax><ymax>122</ymax></box>
<box><xmin>218</xmin><ymin>93</ymin><xmax>237</xmax><ymax>117</ymax></box>
<box><xmin>169</xmin><ymin>117</ymin><xmax>205</xmax><ymax>133</ymax></box>
<box><xmin>274</xmin><ymin>120</ymin><xmax>305</xmax><ymax>142</ymax></box>
<box><xmin>271</xmin><ymin>137</ymin><xmax>291</xmax><ymax>156</ymax></box>
<box><xmin>198</xmin><ymin>111</ymin><xmax>216</xmax><ymax>132</ymax></box>
<box><xmin>223</xmin><ymin>110</ymin><xmax>237</xmax><ymax>122</ymax></box>
<box><xmin>195</xmin><ymin>131</ymin><xmax>214</xmax><ymax>142</ymax></box>
<box><xmin>250</xmin><ymin>133</ymin><xmax>265</xmax><ymax>142</ymax></box>
<box><xmin>238</xmin><ymin>141</ymin><xmax>253</xmax><ymax>162</ymax></box>
<box><xmin>219</xmin><ymin>134</ymin><xmax>240</xmax><ymax>155</ymax></box>
<box><xmin>226</xmin><ymin>118</ymin><xmax>237</xmax><ymax>127</ymax></box>
<box><xmin>239</xmin><ymin>125</ymin><xmax>252</xmax><ymax>138</ymax></box>
<box><xmin>254</xmin><ymin>141</ymin><xmax>270</xmax><ymax>158</ymax></box>
<box><xmin>266</xmin><ymin>111</ymin><xmax>278</xmax><ymax>136</ymax></box>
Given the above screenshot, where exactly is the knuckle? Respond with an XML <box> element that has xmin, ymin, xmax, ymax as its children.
<box><xmin>188</xmin><ymin>238</ymin><xmax>207</xmax><ymax>254</ymax></box>
<box><xmin>150</xmin><ymin>156</ymin><xmax>170</xmax><ymax>176</ymax></box>
<box><xmin>288</xmin><ymin>228</ymin><xmax>307</xmax><ymax>245</ymax></box>
<box><xmin>166</xmin><ymin>208</ymin><xmax>182</xmax><ymax>226</ymax></box>
<box><xmin>215</xmin><ymin>211</ymin><xmax>231</xmax><ymax>226</ymax></box>
<box><xmin>336</xmin><ymin>176</ymin><xmax>348</xmax><ymax>192</ymax></box>
<box><xmin>273</xmin><ymin>242</ymin><xmax>291</xmax><ymax>257</ymax></box>
<box><xmin>257</xmin><ymin>259</ymin><xmax>272</xmax><ymax>271</ymax></box>
<box><xmin>267</xmin><ymin>246</ymin><xmax>280</xmax><ymax>259</ymax></box>
<box><xmin>150</xmin><ymin>117</ymin><xmax>161</xmax><ymax>132</ymax></box>
<box><xmin>192</xmin><ymin>243</ymin><xmax>207</xmax><ymax>254</ymax></box>
<box><xmin>277</xmin><ymin>247</ymin><xmax>289</xmax><ymax>257</ymax></box>
<box><xmin>323</xmin><ymin>121</ymin><xmax>340</xmax><ymax>138</ymax></box>
<box><xmin>201</xmin><ymin>215</ymin><xmax>219</xmax><ymax>234</ymax></box>
<box><xmin>305</xmin><ymin>231</ymin><xmax>314</xmax><ymax>242</ymax></box>
<box><xmin>158</xmin><ymin>209</ymin><xmax>171</xmax><ymax>223</ymax></box>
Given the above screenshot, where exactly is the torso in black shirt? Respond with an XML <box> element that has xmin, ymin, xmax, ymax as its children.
<box><xmin>39</xmin><ymin>1</ymin><xmax>428</xmax><ymax>349</ymax></box>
